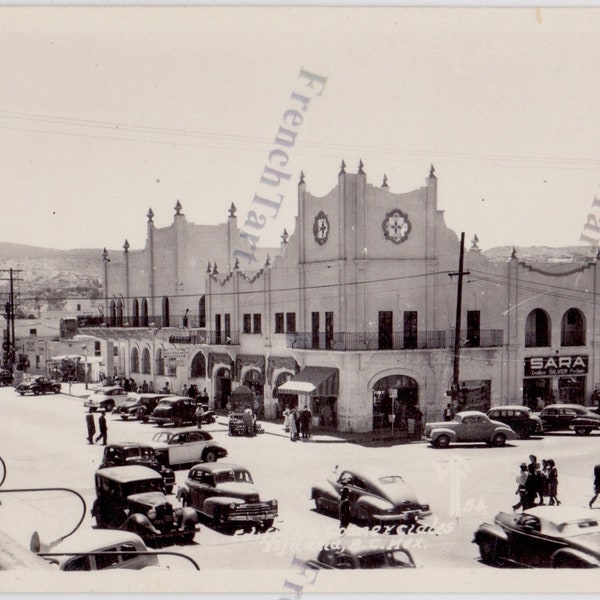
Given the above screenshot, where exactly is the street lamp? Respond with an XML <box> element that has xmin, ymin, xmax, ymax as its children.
<box><xmin>81</xmin><ymin>345</ymin><xmax>88</xmax><ymax>390</ymax></box>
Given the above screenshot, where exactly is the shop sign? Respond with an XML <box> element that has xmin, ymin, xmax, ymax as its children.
<box><xmin>163</xmin><ymin>348</ymin><xmax>188</xmax><ymax>359</ymax></box>
<box><xmin>524</xmin><ymin>355</ymin><xmax>588</xmax><ymax>377</ymax></box>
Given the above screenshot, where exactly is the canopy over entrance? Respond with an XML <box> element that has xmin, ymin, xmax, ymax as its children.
<box><xmin>278</xmin><ymin>366</ymin><xmax>339</xmax><ymax>397</ymax></box>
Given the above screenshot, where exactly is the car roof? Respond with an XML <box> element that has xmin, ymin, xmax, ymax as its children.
<box><xmin>96</xmin><ymin>465</ymin><xmax>162</xmax><ymax>482</ymax></box>
<box><xmin>455</xmin><ymin>410</ymin><xmax>489</xmax><ymax>418</ymax></box>
<box><xmin>336</xmin><ymin>464</ymin><xmax>405</xmax><ymax>483</ymax></box>
<box><xmin>130</xmin><ymin>393</ymin><xmax>172</xmax><ymax>400</ymax></box>
<box><xmin>105</xmin><ymin>442</ymin><xmax>154</xmax><ymax>450</ymax></box>
<box><xmin>542</xmin><ymin>403</ymin><xmax>587</xmax><ymax>410</ymax></box>
<box><xmin>51</xmin><ymin>529</ymin><xmax>148</xmax><ymax>554</ymax></box>
<box><xmin>161</xmin><ymin>426</ymin><xmax>204</xmax><ymax>434</ymax></box>
<box><xmin>523</xmin><ymin>506</ymin><xmax>600</xmax><ymax>534</ymax></box>
<box><xmin>489</xmin><ymin>405</ymin><xmax>531</xmax><ymax>412</ymax></box>
<box><xmin>157</xmin><ymin>396</ymin><xmax>190</xmax><ymax>403</ymax></box>
<box><xmin>190</xmin><ymin>462</ymin><xmax>246</xmax><ymax>474</ymax></box>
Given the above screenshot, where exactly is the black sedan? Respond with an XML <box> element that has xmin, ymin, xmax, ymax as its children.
<box><xmin>473</xmin><ymin>506</ymin><xmax>600</xmax><ymax>568</ymax></box>
<box><xmin>538</xmin><ymin>404</ymin><xmax>600</xmax><ymax>435</ymax></box>
<box><xmin>16</xmin><ymin>376</ymin><xmax>61</xmax><ymax>395</ymax></box>
<box><xmin>311</xmin><ymin>464</ymin><xmax>431</xmax><ymax>532</ymax></box>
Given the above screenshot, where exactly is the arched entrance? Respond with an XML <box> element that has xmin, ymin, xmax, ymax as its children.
<box><xmin>273</xmin><ymin>371</ymin><xmax>295</xmax><ymax>418</ymax></box>
<box><xmin>243</xmin><ymin>369</ymin><xmax>264</xmax><ymax>417</ymax></box>
<box><xmin>214</xmin><ymin>367</ymin><xmax>232</xmax><ymax>411</ymax></box>
<box><xmin>372</xmin><ymin>374</ymin><xmax>421</xmax><ymax>434</ymax></box>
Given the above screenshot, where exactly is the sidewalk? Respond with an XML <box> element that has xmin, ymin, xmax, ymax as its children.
<box><xmin>64</xmin><ymin>383</ymin><xmax>423</xmax><ymax>447</ymax></box>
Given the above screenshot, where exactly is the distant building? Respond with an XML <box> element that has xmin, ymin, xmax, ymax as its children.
<box><xmin>82</xmin><ymin>164</ymin><xmax>597</xmax><ymax>433</ymax></box>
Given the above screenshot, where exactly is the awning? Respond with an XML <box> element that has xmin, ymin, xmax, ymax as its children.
<box><xmin>278</xmin><ymin>366</ymin><xmax>339</xmax><ymax>397</ymax></box>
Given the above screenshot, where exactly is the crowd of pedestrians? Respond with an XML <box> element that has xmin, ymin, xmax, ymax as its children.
<box><xmin>283</xmin><ymin>405</ymin><xmax>313</xmax><ymax>441</ymax></box>
<box><xmin>512</xmin><ymin>454</ymin><xmax>560</xmax><ymax>511</ymax></box>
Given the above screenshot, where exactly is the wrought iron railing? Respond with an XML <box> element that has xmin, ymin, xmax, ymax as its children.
<box><xmin>448</xmin><ymin>329</ymin><xmax>504</xmax><ymax>348</ymax></box>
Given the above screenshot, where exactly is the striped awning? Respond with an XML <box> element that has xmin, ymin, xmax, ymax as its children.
<box><xmin>277</xmin><ymin>366</ymin><xmax>339</xmax><ymax>397</ymax></box>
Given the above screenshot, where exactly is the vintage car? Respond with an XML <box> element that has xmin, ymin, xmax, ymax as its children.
<box><xmin>34</xmin><ymin>529</ymin><xmax>160</xmax><ymax>571</ymax></box>
<box><xmin>305</xmin><ymin>536</ymin><xmax>416</xmax><ymax>570</ymax></box>
<box><xmin>84</xmin><ymin>386</ymin><xmax>130</xmax><ymax>412</ymax></box>
<box><xmin>91</xmin><ymin>465</ymin><xmax>198</xmax><ymax>545</ymax></box>
<box><xmin>486</xmin><ymin>405</ymin><xmax>543</xmax><ymax>439</ymax></box>
<box><xmin>151</xmin><ymin>396</ymin><xmax>197</xmax><ymax>427</ymax></box>
<box><xmin>228</xmin><ymin>385</ymin><xmax>262</xmax><ymax>436</ymax></box>
<box><xmin>148</xmin><ymin>427</ymin><xmax>228</xmax><ymax>469</ymax></box>
<box><xmin>538</xmin><ymin>403</ymin><xmax>600</xmax><ymax>435</ymax></box>
<box><xmin>177</xmin><ymin>462</ymin><xmax>278</xmax><ymax>531</ymax></box>
<box><xmin>311</xmin><ymin>464</ymin><xmax>431</xmax><ymax>530</ymax></box>
<box><xmin>0</xmin><ymin>368</ymin><xmax>13</xmax><ymax>386</ymax></box>
<box><xmin>423</xmin><ymin>410</ymin><xmax>517</xmax><ymax>448</ymax></box>
<box><xmin>473</xmin><ymin>506</ymin><xmax>600</xmax><ymax>568</ymax></box>
<box><xmin>115</xmin><ymin>393</ymin><xmax>173</xmax><ymax>421</ymax></box>
<box><xmin>16</xmin><ymin>375</ymin><xmax>61</xmax><ymax>396</ymax></box>
<box><xmin>99</xmin><ymin>442</ymin><xmax>176</xmax><ymax>493</ymax></box>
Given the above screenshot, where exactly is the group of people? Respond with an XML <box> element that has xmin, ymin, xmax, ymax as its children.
<box><xmin>183</xmin><ymin>384</ymin><xmax>209</xmax><ymax>402</ymax></box>
<box><xmin>283</xmin><ymin>405</ymin><xmax>312</xmax><ymax>441</ymax></box>
<box><xmin>85</xmin><ymin>409</ymin><xmax>108</xmax><ymax>445</ymax></box>
<box><xmin>513</xmin><ymin>454</ymin><xmax>560</xmax><ymax>511</ymax></box>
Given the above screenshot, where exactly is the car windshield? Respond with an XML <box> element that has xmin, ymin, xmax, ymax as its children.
<box><xmin>152</xmin><ymin>432</ymin><xmax>173</xmax><ymax>443</ymax></box>
<box><xmin>214</xmin><ymin>469</ymin><xmax>253</xmax><ymax>484</ymax></box>
<box><xmin>157</xmin><ymin>399</ymin><xmax>174</xmax><ymax>406</ymax></box>
<box><xmin>123</xmin><ymin>478</ymin><xmax>163</xmax><ymax>495</ymax></box>
<box><xmin>378</xmin><ymin>476</ymin><xmax>405</xmax><ymax>485</ymax></box>
<box><xmin>124</xmin><ymin>447</ymin><xmax>154</xmax><ymax>461</ymax></box>
<box><xmin>357</xmin><ymin>549</ymin><xmax>413</xmax><ymax>568</ymax></box>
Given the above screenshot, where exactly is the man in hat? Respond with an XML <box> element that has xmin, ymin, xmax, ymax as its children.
<box><xmin>85</xmin><ymin>409</ymin><xmax>96</xmax><ymax>444</ymax></box>
<box><xmin>95</xmin><ymin>410</ymin><xmax>108</xmax><ymax>445</ymax></box>
<box><xmin>512</xmin><ymin>463</ymin><xmax>529</xmax><ymax>512</ymax></box>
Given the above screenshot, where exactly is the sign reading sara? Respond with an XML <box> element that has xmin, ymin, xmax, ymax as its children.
<box><xmin>524</xmin><ymin>355</ymin><xmax>588</xmax><ymax>377</ymax></box>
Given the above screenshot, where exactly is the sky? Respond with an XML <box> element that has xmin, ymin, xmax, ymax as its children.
<box><xmin>1</xmin><ymin>7</ymin><xmax>600</xmax><ymax>253</ymax></box>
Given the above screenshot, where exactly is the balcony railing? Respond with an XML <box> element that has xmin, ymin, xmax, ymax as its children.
<box><xmin>448</xmin><ymin>329</ymin><xmax>504</xmax><ymax>348</ymax></box>
<box><xmin>89</xmin><ymin>314</ymin><xmax>205</xmax><ymax>329</ymax></box>
<box><xmin>286</xmin><ymin>331</ymin><xmax>447</xmax><ymax>351</ymax></box>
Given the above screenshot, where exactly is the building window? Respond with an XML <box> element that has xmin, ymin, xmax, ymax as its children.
<box><xmin>325</xmin><ymin>311</ymin><xmax>334</xmax><ymax>350</ymax></box>
<box><xmin>378</xmin><ymin>311</ymin><xmax>393</xmax><ymax>350</ymax></box>
<box><xmin>199</xmin><ymin>295</ymin><xmax>206</xmax><ymax>328</ymax></box>
<box><xmin>141</xmin><ymin>348</ymin><xmax>151</xmax><ymax>374</ymax></box>
<box><xmin>243</xmin><ymin>313</ymin><xmax>252</xmax><ymax>334</ymax></box>
<box><xmin>253</xmin><ymin>314</ymin><xmax>262</xmax><ymax>334</ymax></box>
<box><xmin>162</xmin><ymin>296</ymin><xmax>170</xmax><ymax>328</ymax></box>
<box><xmin>275</xmin><ymin>313</ymin><xmax>284</xmax><ymax>333</ymax></box>
<box><xmin>467</xmin><ymin>310</ymin><xmax>480</xmax><ymax>348</ymax></box>
<box><xmin>191</xmin><ymin>351</ymin><xmax>206</xmax><ymax>378</ymax></box>
<box><xmin>155</xmin><ymin>349</ymin><xmax>165</xmax><ymax>376</ymax></box>
<box><xmin>94</xmin><ymin>341</ymin><xmax>101</xmax><ymax>356</ymax></box>
<box><xmin>215</xmin><ymin>314</ymin><xmax>222</xmax><ymax>344</ymax></box>
<box><xmin>403</xmin><ymin>311</ymin><xmax>417</xmax><ymax>349</ymax></box>
<box><xmin>312</xmin><ymin>312</ymin><xmax>320</xmax><ymax>349</ymax></box>
<box><xmin>561</xmin><ymin>308</ymin><xmax>586</xmax><ymax>346</ymax></box>
<box><xmin>30</xmin><ymin>328</ymin><xmax>37</xmax><ymax>336</ymax></box>
<box><xmin>224</xmin><ymin>313</ymin><xmax>231</xmax><ymax>340</ymax></box>
<box><xmin>525</xmin><ymin>309</ymin><xmax>551</xmax><ymax>347</ymax></box>
<box><xmin>130</xmin><ymin>347</ymin><xmax>140</xmax><ymax>373</ymax></box>
<box><xmin>286</xmin><ymin>312</ymin><xmax>296</xmax><ymax>333</ymax></box>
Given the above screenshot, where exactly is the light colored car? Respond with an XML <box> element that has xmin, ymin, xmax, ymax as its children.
<box><xmin>84</xmin><ymin>386</ymin><xmax>130</xmax><ymax>412</ymax></box>
<box><xmin>148</xmin><ymin>427</ymin><xmax>228</xmax><ymax>469</ymax></box>
<box><xmin>424</xmin><ymin>410</ymin><xmax>517</xmax><ymax>448</ymax></box>
<box><xmin>36</xmin><ymin>529</ymin><xmax>159</xmax><ymax>571</ymax></box>
<box><xmin>311</xmin><ymin>464</ymin><xmax>431</xmax><ymax>530</ymax></box>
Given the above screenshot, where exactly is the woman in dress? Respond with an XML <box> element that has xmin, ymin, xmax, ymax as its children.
<box><xmin>547</xmin><ymin>459</ymin><xmax>561</xmax><ymax>506</ymax></box>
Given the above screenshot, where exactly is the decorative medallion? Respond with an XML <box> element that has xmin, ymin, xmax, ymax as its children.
<box><xmin>382</xmin><ymin>208</ymin><xmax>411</xmax><ymax>244</ymax></box>
<box><xmin>313</xmin><ymin>210</ymin><xmax>330</xmax><ymax>245</ymax></box>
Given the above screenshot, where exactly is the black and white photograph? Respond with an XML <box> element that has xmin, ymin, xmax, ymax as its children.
<box><xmin>1</xmin><ymin>5</ymin><xmax>600</xmax><ymax>594</ymax></box>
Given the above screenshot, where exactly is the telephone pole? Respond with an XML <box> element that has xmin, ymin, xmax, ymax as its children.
<box><xmin>448</xmin><ymin>233</ymin><xmax>469</xmax><ymax>407</ymax></box>
<box><xmin>1</xmin><ymin>269</ymin><xmax>22</xmax><ymax>369</ymax></box>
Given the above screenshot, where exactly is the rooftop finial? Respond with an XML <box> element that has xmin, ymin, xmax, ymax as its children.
<box><xmin>429</xmin><ymin>164</ymin><xmax>436</xmax><ymax>178</ymax></box>
<box><xmin>596</xmin><ymin>247</ymin><xmax>600</xmax><ymax>261</ymax></box>
<box><xmin>229</xmin><ymin>203</ymin><xmax>237</xmax><ymax>217</ymax></box>
<box><xmin>265</xmin><ymin>254</ymin><xmax>271</xmax><ymax>267</ymax></box>
<box><xmin>299</xmin><ymin>170</ymin><xmax>305</xmax><ymax>185</ymax></box>
<box><xmin>174</xmin><ymin>200</ymin><xmax>182</xmax><ymax>215</ymax></box>
<box><xmin>147</xmin><ymin>207</ymin><xmax>154</xmax><ymax>222</ymax></box>
<box><xmin>381</xmin><ymin>174</ymin><xmax>388</xmax><ymax>188</ymax></box>
<box><xmin>206</xmin><ymin>261</ymin><xmax>212</xmax><ymax>273</ymax></box>
<box><xmin>102</xmin><ymin>248</ymin><xmax>109</xmax><ymax>262</ymax></box>
<box><xmin>339</xmin><ymin>159</ymin><xmax>346</xmax><ymax>175</ymax></box>
<box><xmin>358</xmin><ymin>159</ymin><xmax>364</xmax><ymax>174</ymax></box>
<box><xmin>212</xmin><ymin>263</ymin><xmax>218</xmax><ymax>275</ymax></box>
<box><xmin>281</xmin><ymin>228</ymin><xmax>289</xmax><ymax>244</ymax></box>
<box><xmin>471</xmin><ymin>234</ymin><xmax>479</xmax><ymax>250</ymax></box>
<box><xmin>234</xmin><ymin>257</ymin><xmax>240</xmax><ymax>270</ymax></box>
<box><xmin>123</xmin><ymin>239</ymin><xmax>130</xmax><ymax>252</ymax></box>
<box><xmin>511</xmin><ymin>246</ymin><xmax>517</xmax><ymax>259</ymax></box>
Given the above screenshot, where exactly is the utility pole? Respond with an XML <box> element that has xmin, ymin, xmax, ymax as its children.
<box><xmin>1</xmin><ymin>269</ymin><xmax>23</xmax><ymax>370</ymax></box>
<box><xmin>448</xmin><ymin>233</ymin><xmax>469</xmax><ymax>408</ymax></box>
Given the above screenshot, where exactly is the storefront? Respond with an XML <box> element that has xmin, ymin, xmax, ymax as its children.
<box><xmin>372</xmin><ymin>374</ymin><xmax>420</xmax><ymax>432</ymax></box>
<box><xmin>523</xmin><ymin>354</ymin><xmax>588</xmax><ymax>408</ymax></box>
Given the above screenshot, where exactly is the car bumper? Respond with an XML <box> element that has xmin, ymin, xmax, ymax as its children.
<box><xmin>227</xmin><ymin>509</ymin><xmax>278</xmax><ymax>523</ymax></box>
<box><xmin>371</xmin><ymin>509</ymin><xmax>431</xmax><ymax>524</ymax></box>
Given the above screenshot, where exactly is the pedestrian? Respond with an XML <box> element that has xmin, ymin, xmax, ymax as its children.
<box><xmin>339</xmin><ymin>485</ymin><xmax>351</xmax><ymax>533</ymax></box>
<box><xmin>95</xmin><ymin>410</ymin><xmax>108</xmax><ymax>445</ymax></box>
<box><xmin>195</xmin><ymin>403</ymin><xmax>204</xmax><ymax>429</ymax></box>
<box><xmin>589</xmin><ymin>464</ymin><xmax>600</xmax><ymax>508</ymax></box>
<box><xmin>301</xmin><ymin>405</ymin><xmax>312</xmax><ymax>439</ymax></box>
<box><xmin>282</xmin><ymin>406</ymin><xmax>290</xmax><ymax>432</ymax></box>
<box><xmin>512</xmin><ymin>463</ymin><xmax>529</xmax><ymax>512</ymax></box>
<box><xmin>148</xmin><ymin>381</ymin><xmax>154</xmax><ymax>393</ymax></box>
<box><xmin>443</xmin><ymin>403</ymin><xmax>453</xmax><ymax>422</ymax></box>
<box><xmin>546</xmin><ymin>459</ymin><xmax>560</xmax><ymax>506</ymax></box>
<box><xmin>142</xmin><ymin>380</ymin><xmax>148</xmax><ymax>393</ymax></box>
<box><xmin>86</xmin><ymin>409</ymin><xmax>96</xmax><ymax>444</ymax></box>
<box><xmin>162</xmin><ymin>381</ymin><xmax>170</xmax><ymax>394</ymax></box>
<box><xmin>289</xmin><ymin>407</ymin><xmax>298</xmax><ymax>441</ymax></box>
<box><xmin>243</xmin><ymin>408</ymin><xmax>255</xmax><ymax>437</ymax></box>
<box><xmin>527</xmin><ymin>455</ymin><xmax>544</xmax><ymax>505</ymax></box>
<box><xmin>182</xmin><ymin>384</ymin><xmax>189</xmax><ymax>397</ymax></box>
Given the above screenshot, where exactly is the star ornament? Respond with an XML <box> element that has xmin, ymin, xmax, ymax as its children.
<box><xmin>313</xmin><ymin>210</ymin><xmax>330</xmax><ymax>245</ymax></box>
<box><xmin>383</xmin><ymin>208</ymin><xmax>411</xmax><ymax>244</ymax></box>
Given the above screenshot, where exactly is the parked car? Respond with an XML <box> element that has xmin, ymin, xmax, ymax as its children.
<box><xmin>423</xmin><ymin>410</ymin><xmax>517</xmax><ymax>448</ymax></box>
<box><xmin>473</xmin><ymin>506</ymin><xmax>600</xmax><ymax>568</ymax></box>
<box><xmin>115</xmin><ymin>393</ymin><xmax>173</xmax><ymax>421</ymax></box>
<box><xmin>84</xmin><ymin>386</ymin><xmax>130</xmax><ymax>412</ymax></box>
<box><xmin>486</xmin><ymin>405</ymin><xmax>543</xmax><ymax>439</ymax></box>
<box><xmin>35</xmin><ymin>529</ymin><xmax>160</xmax><ymax>571</ymax></box>
<box><xmin>151</xmin><ymin>396</ymin><xmax>197</xmax><ymax>427</ymax></box>
<box><xmin>16</xmin><ymin>376</ymin><xmax>61</xmax><ymax>396</ymax></box>
<box><xmin>538</xmin><ymin>403</ymin><xmax>600</xmax><ymax>435</ymax></box>
<box><xmin>311</xmin><ymin>464</ymin><xmax>431</xmax><ymax>530</ymax></box>
<box><xmin>305</xmin><ymin>536</ymin><xmax>416</xmax><ymax>570</ymax></box>
<box><xmin>177</xmin><ymin>462</ymin><xmax>278</xmax><ymax>531</ymax></box>
<box><xmin>91</xmin><ymin>465</ymin><xmax>198</xmax><ymax>545</ymax></box>
<box><xmin>99</xmin><ymin>442</ymin><xmax>176</xmax><ymax>493</ymax></box>
<box><xmin>0</xmin><ymin>368</ymin><xmax>13</xmax><ymax>386</ymax></box>
<box><xmin>148</xmin><ymin>427</ymin><xmax>228</xmax><ymax>469</ymax></box>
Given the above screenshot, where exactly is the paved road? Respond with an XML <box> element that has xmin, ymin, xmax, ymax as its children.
<box><xmin>0</xmin><ymin>385</ymin><xmax>598</xmax><ymax>585</ymax></box>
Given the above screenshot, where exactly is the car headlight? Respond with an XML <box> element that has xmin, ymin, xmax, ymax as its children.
<box><xmin>148</xmin><ymin>509</ymin><xmax>157</xmax><ymax>519</ymax></box>
<box><xmin>229</xmin><ymin>502</ymin><xmax>237</xmax><ymax>510</ymax></box>
<box><xmin>270</xmin><ymin>500</ymin><xmax>278</xmax><ymax>508</ymax></box>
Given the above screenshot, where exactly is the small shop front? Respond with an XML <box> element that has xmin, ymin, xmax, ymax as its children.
<box><xmin>277</xmin><ymin>366</ymin><xmax>339</xmax><ymax>429</ymax></box>
<box><xmin>523</xmin><ymin>354</ymin><xmax>588</xmax><ymax>409</ymax></box>
<box><xmin>372</xmin><ymin>374</ymin><xmax>421</xmax><ymax>434</ymax></box>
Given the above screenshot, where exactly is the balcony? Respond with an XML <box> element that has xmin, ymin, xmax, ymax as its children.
<box><xmin>286</xmin><ymin>331</ymin><xmax>447</xmax><ymax>351</ymax></box>
<box><xmin>448</xmin><ymin>329</ymin><xmax>504</xmax><ymax>348</ymax></box>
<box><xmin>89</xmin><ymin>314</ymin><xmax>205</xmax><ymax>329</ymax></box>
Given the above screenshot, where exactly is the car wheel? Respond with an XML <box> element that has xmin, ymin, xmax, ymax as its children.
<box><xmin>19</xmin><ymin>392</ymin><xmax>24</xmax><ymax>396</ymax></box>
<box><xmin>182</xmin><ymin>526</ymin><xmax>195</xmax><ymax>544</ymax></box>
<box><xmin>33</xmin><ymin>388</ymin><xmax>40</xmax><ymax>395</ymax></box>
<box><xmin>174</xmin><ymin>417</ymin><xmax>183</xmax><ymax>427</ymax></box>
<box><xmin>478</xmin><ymin>536</ymin><xmax>499</xmax><ymax>565</ymax></box>
<box><xmin>212</xmin><ymin>509</ymin><xmax>225</xmax><ymax>529</ymax></box>
<box><xmin>516</xmin><ymin>427</ymin><xmax>529</xmax><ymax>440</ymax></box>
<box><xmin>120</xmin><ymin>414</ymin><xmax>128</xmax><ymax>421</ymax></box>
<box><xmin>261</xmin><ymin>518</ymin><xmax>274</xmax><ymax>531</ymax></box>
<box><xmin>165</xmin><ymin>485</ymin><xmax>173</xmax><ymax>494</ymax></box>
<box><xmin>204</xmin><ymin>450</ymin><xmax>217</xmax><ymax>463</ymax></box>
<box><xmin>492</xmin><ymin>433</ymin><xmax>507</xmax><ymax>447</ymax></box>
<box><xmin>314</xmin><ymin>494</ymin><xmax>327</xmax><ymax>513</ymax></box>
<box><xmin>575</xmin><ymin>427</ymin><xmax>592</xmax><ymax>436</ymax></box>
<box><xmin>434</xmin><ymin>434</ymin><xmax>450</xmax><ymax>448</ymax></box>
<box><xmin>357</xmin><ymin>506</ymin><xmax>371</xmax><ymax>526</ymax></box>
